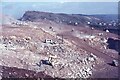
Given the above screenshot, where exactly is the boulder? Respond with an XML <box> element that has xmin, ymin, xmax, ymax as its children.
<box><xmin>87</xmin><ymin>57</ymin><xmax>95</xmax><ymax>62</ymax></box>
<box><xmin>112</xmin><ymin>60</ymin><xmax>118</xmax><ymax>67</ymax></box>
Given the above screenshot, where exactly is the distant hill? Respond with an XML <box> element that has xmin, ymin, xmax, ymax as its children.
<box><xmin>20</xmin><ymin>11</ymin><xmax>118</xmax><ymax>26</ymax></box>
<box><xmin>90</xmin><ymin>14</ymin><xmax>118</xmax><ymax>22</ymax></box>
<box><xmin>19</xmin><ymin>11</ymin><xmax>119</xmax><ymax>35</ymax></box>
<box><xmin>19</xmin><ymin>11</ymin><xmax>102</xmax><ymax>26</ymax></box>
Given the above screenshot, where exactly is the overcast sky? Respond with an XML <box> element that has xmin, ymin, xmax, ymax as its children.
<box><xmin>1</xmin><ymin>2</ymin><xmax>118</xmax><ymax>19</ymax></box>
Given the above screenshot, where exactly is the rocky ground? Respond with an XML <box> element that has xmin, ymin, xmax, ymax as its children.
<box><xmin>0</xmin><ymin>14</ymin><xmax>119</xmax><ymax>78</ymax></box>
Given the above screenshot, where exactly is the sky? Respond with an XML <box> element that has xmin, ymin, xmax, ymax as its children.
<box><xmin>1</xmin><ymin>0</ymin><xmax>119</xmax><ymax>2</ymax></box>
<box><xmin>0</xmin><ymin>2</ymin><xmax>118</xmax><ymax>19</ymax></box>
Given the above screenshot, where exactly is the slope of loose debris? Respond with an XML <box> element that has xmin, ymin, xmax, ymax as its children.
<box><xmin>0</xmin><ymin>65</ymin><xmax>52</xmax><ymax>78</ymax></box>
<box><xmin>0</xmin><ymin>23</ymin><xmax>102</xmax><ymax>78</ymax></box>
<box><xmin>0</xmin><ymin>14</ymin><xmax>119</xmax><ymax>78</ymax></box>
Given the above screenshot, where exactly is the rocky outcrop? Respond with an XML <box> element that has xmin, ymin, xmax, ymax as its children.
<box><xmin>107</xmin><ymin>38</ymin><xmax>120</xmax><ymax>53</ymax></box>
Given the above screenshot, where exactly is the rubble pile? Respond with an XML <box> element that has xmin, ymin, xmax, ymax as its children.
<box><xmin>1</xmin><ymin>11</ymin><xmax>119</xmax><ymax>78</ymax></box>
<box><xmin>73</xmin><ymin>31</ymin><xmax>108</xmax><ymax>50</ymax></box>
<box><xmin>0</xmin><ymin>34</ymin><xmax>99</xmax><ymax>78</ymax></box>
